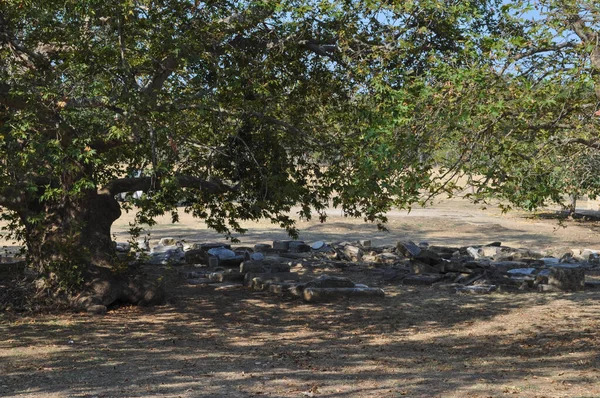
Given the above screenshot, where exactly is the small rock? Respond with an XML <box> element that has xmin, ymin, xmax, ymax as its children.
<box><xmin>343</xmin><ymin>245</ymin><xmax>363</xmax><ymax>262</ymax></box>
<box><xmin>159</xmin><ymin>237</ymin><xmax>178</xmax><ymax>246</ymax></box>
<box><xmin>114</xmin><ymin>242</ymin><xmax>130</xmax><ymax>253</ymax></box>
<box><xmin>289</xmin><ymin>241</ymin><xmax>311</xmax><ymax>253</ymax></box>
<box><xmin>254</xmin><ymin>243</ymin><xmax>272</xmax><ymax>252</ymax></box>
<box><xmin>358</xmin><ymin>240</ymin><xmax>372</xmax><ymax>248</ymax></box>
<box><xmin>466</xmin><ymin>247</ymin><xmax>481</xmax><ymax>259</ymax></box>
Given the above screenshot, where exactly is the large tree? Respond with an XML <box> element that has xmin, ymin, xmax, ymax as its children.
<box><xmin>0</xmin><ymin>0</ymin><xmax>506</xmax><ymax>305</ymax></box>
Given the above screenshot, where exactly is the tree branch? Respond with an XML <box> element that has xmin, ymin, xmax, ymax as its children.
<box><xmin>0</xmin><ymin>12</ymin><xmax>50</xmax><ymax>70</ymax></box>
<box><xmin>513</xmin><ymin>41</ymin><xmax>577</xmax><ymax>60</ymax></box>
<box><xmin>556</xmin><ymin>137</ymin><xmax>600</xmax><ymax>150</ymax></box>
<box><xmin>101</xmin><ymin>175</ymin><xmax>239</xmax><ymax>196</ymax></box>
<box><xmin>141</xmin><ymin>55</ymin><xmax>179</xmax><ymax>97</ymax></box>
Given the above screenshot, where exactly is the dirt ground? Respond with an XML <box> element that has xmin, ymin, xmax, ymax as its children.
<box><xmin>2</xmin><ymin>198</ymin><xmax>600</xmax><ymax>397</ymax></box>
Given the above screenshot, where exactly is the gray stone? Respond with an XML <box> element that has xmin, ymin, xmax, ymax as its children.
<box><xmin>343</xmin><ymin>245</ymin><xmax>363</xmax><ymax>262</ymax></box>
<box><xmin>208</xmin><ymin>255</ymin><xmax>244</xmax><ymax>268</ymax></box>
<box><xmin>489</xmin><ymin>261</ymin><xmax>529</xmax><ymax>273</ymax></box>
<box><xmin>114</xmin><ymin>242</ymin><xmax>130</xmax><ymax>253</ymax></box>
<box><xmin>183</xmin><ymin>243</ymin><xmax>232</xmax><ymax>265</ymax></box>
<box><xmin>539</xmin><ymin>257</ymin><xmax>560</xmax><ymax>265</ymax></box>
<box><xmin>507</xmin><ymin>268</ymin><xmax>537</xmax><ymax>276</ymax></box>
<box><xmin>466</xmin><ymin>247</ymin><xmax>482</xmax><ymax>259</ymax></box>
<box><xmin>184</xmin><ymin>249</ymin><xmax>205</xmax><ymax>264</ymax></box>
<box><xmin>456</xmin><ymin>285</ymin><xmax>497</xmax><ymax>294</ymax></box>
<box><xmin>311</xmin><ymin>241</ymin><xmax>326</xmax><ymax>250</ymax></box>
<box><xmin>273</xmin><ymin>240</ymin><xmax>291</xmax><ymax>251</ymax></box>
<box><xmin>547</xmin><ymin>266</ymin><xmax>585</xmax><ymax>291</ymax></box>
<box><xmin>254</xmin><ymin>243</ymin><xmax>272</xmax><ymax>252</ymax></box>
<box><xmin>250</xmin><ymin>252</ymin><xmax>265</xmax><ymax>261</ymax></box>
<box><xmin>358</xmin><ymin>240</ymin><xmax>372</xmax><ymax>248</ymax></box>
<box><xmin>182</xmin><ymin>242</ymin><xmax>200</xmax><ymax>251</ymax></box>
<box><xmin>376</xmin><ymin>252</ymin><xmax>401</xmax><ymax>264</ymax></box>
<box><xmin>289</xmin><ymin>241</ymin><xmax>311</xmax><ymax>253</ymax></box>
<box><xmin>159</xmin><ymin>237</ymin><xmax>178</xmax><ymax>246</ymax></box>
<box><xmin>214</xmin><ymin>283</ymin><xmax>243</xmax><ymax>291</ymax></box>
<box><xmin>304</xmin><ymin>275</ymin><xmax>355</xmax><ymax>288</ymax></box>
<box><xmin>207</xmin><ymin>247</ymin><xmax>236</xmax><ymax>259</ymax></box>
<box><xmin>147</xmin><ymin>245</ymin><xmax>185</xmax><ymax>265</ymax></box>
<box><xmin>397</xmin><ymin>241</ymin><xmax>421</xmax><ymax>257</ymax></box>
<box><xmin>480</xmin><ymin>246</ymin><xmax>500</xmax><ymax>258</ymax></box>
<box><xmin>415</xmin><ymin>249</ymin><xmax>442</xmax><ymax>265</ymax></box>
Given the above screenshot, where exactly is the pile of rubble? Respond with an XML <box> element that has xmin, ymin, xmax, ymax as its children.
<box><xmin>116</xmin><ymin>237</ymin><xmax>600</xmax><ymax>301</ymax></box>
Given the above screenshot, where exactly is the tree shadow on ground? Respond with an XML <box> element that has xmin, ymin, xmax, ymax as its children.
<box><xmin>2</xmin><ymin>279</ymin><xmax>600</xmax><ymax>397</ymax></box>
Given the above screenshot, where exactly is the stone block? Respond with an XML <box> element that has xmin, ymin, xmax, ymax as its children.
<box><xmin>415</xmin><ymin>249</ymin><xmax>442</xmax><ymax>265</ymax></box>
<box><xmin>239</xmin><ymin>260</ymin><xmax>291</xmax><ymax>274</ymax></box>
<box><xmin>159</xmin><ymin>237</ymin><xmax>178</xmax><ymax>246</ymax></box>
<box><xmin>254</xmin><ymin>243</ymin><xmax>272</xmax><ymax>252</ymax></box>
<box><xmin>273</xmin><ymin>240</ymin><xmax>291</xmax><ymax>251</ymax></box>
<box><xmin>456</xmin><ymin>285</ymin><xmax>497</xmax><ymax>294</ymax></box>
<box><xmin>208</xmin><ymin>255</ymin><xmax>244</xmax><ymax>268</ymax></box>
<box><xmin>397</xmin><ymin>241</ymin><xmax>421</xmax><ymax>257</ymax></box>
<box><xmin>358</xmin><ymin>240</ymin><xmax>372</xmax><ymax>248</ymax></box>
<box><xmin>343</xmin><ymin>245</ymin><xmax>363</xmax><ymax>262</ymax></box>
<box><xmin>547</xmin><ymin>266</ymin><xmax>585</xmax><ymax>291</ymax></box>
<box><xmin>289</xmin><ymin>241</ymin><xmax>311</xmax><ymax>253</ymax></box>
<box><xmin>304</xmin><ymin>275</ymin><xmax>355</xmax><ymax>288</ymax></box>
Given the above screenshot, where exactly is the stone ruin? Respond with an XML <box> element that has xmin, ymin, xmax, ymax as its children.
<box><xmin>115</xmin><ymin>236</ymin><xmax>600</xmax><ymax>302</ymax></box>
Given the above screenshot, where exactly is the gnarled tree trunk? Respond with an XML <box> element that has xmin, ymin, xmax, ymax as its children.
<box><xmin>19</xmin><ymin>188</ymin><xmax>164</xmax><ymax>312</ymax></box>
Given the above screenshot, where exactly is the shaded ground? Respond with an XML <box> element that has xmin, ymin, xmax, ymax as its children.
<box><xmin>2</xmin><ymin>199</ymin><xmax>600</xmax><ymax>397</ymax></box>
